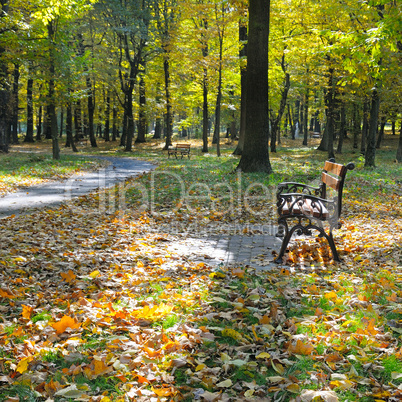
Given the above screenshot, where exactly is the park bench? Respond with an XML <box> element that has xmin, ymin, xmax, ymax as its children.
<box><xmin>168</xmin><ymin>143</ymin><xmax>191</xmax><ymax>159</ymax></box>
<box><xmin>275</xmin><ymin>159</ymin><xmax>355</xmax><ymax>263</ymax></box>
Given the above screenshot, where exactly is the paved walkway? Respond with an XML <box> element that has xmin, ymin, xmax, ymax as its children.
<box><xmin>0</xmin><ymin>156</ymin><xmax>283</xmax><ymax>269</ymax></box>
<box><xmin>167</xmin><ymin>231</ymin><xmax>282</xmax><ymax>270</ymax></box>
<box><xmin>0</xmin><ymin>157</ymin><xmax>155</xmax><ymax>218</ymax></box>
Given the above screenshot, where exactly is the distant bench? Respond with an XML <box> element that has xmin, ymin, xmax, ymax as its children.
<box><xmin>275</xmin><ymin>159</ymin><xmax>355</xmax><ymax>263</ymax></box>
<box><xmin>168</xmin><ymin>144</ymin><xmax>191</xmax><ymax>159</ymax></box>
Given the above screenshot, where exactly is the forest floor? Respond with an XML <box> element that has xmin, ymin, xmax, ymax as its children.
<box><xmin>0</xmin><ymin>134</ymin><xmax>401</xmax><ymax>402</ymax></box>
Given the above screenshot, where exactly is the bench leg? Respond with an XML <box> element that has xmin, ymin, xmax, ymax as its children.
<box><xmin>327</xmin><ymin>231</ymin><xmax>341</xmax><ymax>262</ymax></box>
<box><xmin>274</xmin><ymin>220</ymin><xmax>294</xmax><ymax>263</ymax></box>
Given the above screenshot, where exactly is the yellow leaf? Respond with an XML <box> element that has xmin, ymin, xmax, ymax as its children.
<box><xmin>271</xmin><ymin>360</ymin><xmax>285</xmax><ymax>375</ymax></box>
<box><xmin>256</xmin><ymin>352</ymin><xmax>271</xmax><ymax>359</ymax></box>
<box><xmin>16</xmin><ymin>356</ymin><xmax>34</xmax><ymax>374</ymax></box>
<box><xmin>287</xmin><ymin>383</ymin><xmax>300</xmax><ymax>393</ymax></box>
<box><xmin>52</xmin><ymin>315</ymin><xmax>81</xmax><ymax>334</ymax></box>
<box><xmin>221</xmin><ymin>328</ymin><xmax>243</xmax><ymax>341</ymax></box>
<box><xmin>195</xmin><ymin>363</ymin><xmax>206</xmax><ymax>371</ymax></box>
<box><xmin>324</xmin><ymin>291</ymin><xmax>338</xmax><ymax>301</ymax></box>
<box><xmin>89</xmin><ymin>270</ymin><xmax>100</xmax><ymax>279</ymax></box>
<box><xmin>21</xmin><ymin>305</ymin><xmax>34</xmax><ymax>320</ymax></box>
<box><xmin>216</xmin><ymin>379</ymin><xmax>232</xmax><ymax>388</ymax></box>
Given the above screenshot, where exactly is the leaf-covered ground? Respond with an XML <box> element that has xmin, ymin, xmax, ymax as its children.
<box><xmin>0</xmin><ymin>138</ymin><xmax>401</xmax><ymax>401</ymax></box>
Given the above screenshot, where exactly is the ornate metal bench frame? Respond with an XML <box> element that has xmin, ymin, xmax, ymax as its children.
<box><xmin>275</xmin><ymin>159</ymin><xmax>355</xmax><ymax>263</ymax></box>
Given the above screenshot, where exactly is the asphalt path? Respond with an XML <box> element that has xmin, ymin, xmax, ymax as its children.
<box><xmin>0</xmin><ymin>156</ymin><xmax>155</xmax><ymax>219</ymax></box>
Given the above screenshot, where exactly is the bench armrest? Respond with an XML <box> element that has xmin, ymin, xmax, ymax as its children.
<box><xmin>277</xmin><ymin>182</ymin><xmax>323</xmax><ymax>196</ymax></box>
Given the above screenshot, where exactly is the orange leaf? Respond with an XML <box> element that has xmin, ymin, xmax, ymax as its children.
<box><xmin>232</xmin><ymin>268</ymin><xmax>245</xmax><ymax>278</ymax></box>
<box><xmin>60</xmin><ymin>270</ymin><xmax>76</xmax><ymax>283</ymax></box>
<box><xmin>260</xmin><ymin>315</ymin><xmax>271</xmax><ymax>324</ymax></box>
<box><xmin>0</xmin><ymin>289</ymin><xmax>15</xmax><ymax>299</ymax></box>
<box><xmin>21</xmin><ymin>305</ymin><xmax>34</xmax><ymax>320</ymax></box>
<box><xmin>387</xmin><ymin>293</ymin><xmax>397</xmax><ymax>302</ymax></box>
<box><xmin>288</xmin><ymin>339</ymin><xmax>314</xmax><ymax>356</ymax></box>
<box><xmin>52</xmin><ymin>316</ymin><xmax>81</xmax><ymax>334</ymax></box>
<box><xmin>151</xmin><ymin>387</ymin><xmax>174</xmax><ymax>397</ymax></box>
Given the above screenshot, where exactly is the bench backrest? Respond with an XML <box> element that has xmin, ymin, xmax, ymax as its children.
<box><xmin>176</xmin><ymin>144</ymin><xmax>190</xmax><ymax>149</ymax></box>
<box><xmin>321</xmin><ymin>159</ymin><xmax>355</xmax><ymax>218</ymax></box>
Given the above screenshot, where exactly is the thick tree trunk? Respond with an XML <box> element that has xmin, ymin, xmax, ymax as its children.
<box><xmin>25</xmin><ymin>75</ymin><xmax>34</xmax><ymax>143</ymax></box>
<box><xmin>236</xmin><ymin>0</ymin><xmax>272</xmax><ymax>173</ymax></box>
<box><xmin>153</xmin><ymin>118</ymin><xmax>162</xmax><ymax>139</ymax></box>
<box><xmin>365</xmin><ymin>88</ymin><xmax>380</xmax><ymax>167</ymax></box>
<box><xmin>233</xmin><ymin>20</ymin><xmax>247</xmax><ymax>156</ymax></box>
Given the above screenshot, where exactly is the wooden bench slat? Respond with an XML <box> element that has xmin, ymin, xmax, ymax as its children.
<box><xmin>324</xmin><ymin>161</ymin><xmax>346</xmax><ymax>176</ymax></box>
<box><xmin>321</xmin><ymin>172</ymin><xmax>341</xmax><ymax>190</ymax></box>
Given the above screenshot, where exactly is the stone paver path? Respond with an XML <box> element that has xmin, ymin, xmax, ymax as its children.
<box><xmin>167</xmin><ymin>230</ymin><xmax>283</xmax><ymax>271</ymax></box>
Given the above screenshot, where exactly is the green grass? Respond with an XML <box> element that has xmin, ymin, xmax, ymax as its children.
<box><xmin>0</xmin><ymin>152</ymin><xmax>106</xmax><ymax>196</ymax></box>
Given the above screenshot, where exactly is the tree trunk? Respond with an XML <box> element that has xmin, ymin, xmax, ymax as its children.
<box><xmin>153</xmin><ymin>118</ymin><xmax>162</xmax><ymax>139</ymax></box>
<box><xmin>213</xmin><ymin>23</ymin><xmax>223</xmax><ymax>158</ymax></box>
<box><xmin>336</xmin><ymin>105</ymin><xmax>346</xmax><ymax>153</ymax></box>
<box><xmin>361</xmin><ymin>100</ymin><xmax>369</xmax><ymax>154</ymax></box>
<box><xmin>136</xmin><ymin>69</ymin><xmax>147</xmax><ymax>143</ymax></box>
<box><xmin>270</xmin><ymin>53</ymin><xmax>290</xmax><ymax>152</ymax></box>
<box><xmin>352</xmin><ymin>102</ymin><xmax>359</xmax><ymax>149</ymax></box>
<box><xmin>11</xmin><ymin>63</ymin><xmax>19</xmax><ymax>144</ymax></box>
<box><xmin>233</xmin><ymin>19</ymin><xmax>247</xmax><ymax>156</ymax></box>
<box><xmin>74</xmin><ymin>101</ymin><xmax>83</xmax><ymax>141</ymax></box>
<box><xmin>302</xmin><ymin>79</ymin><xmax>309</xmax><ymax>146</ymax></box>
<box><xmin>25</xmin><ymin>75</ymin><xmax>34</xmax><ymax>143</ymax></box>
<box><xmin>396</xmin><ymin>121</ymin><xmax>402</xmax><ymax>163</ymax></box>
<box><xmin>236</xmin><ymin>0</ymin><xmax>272</xmax><ymax>173</ymax></box>
<box><xmin>0</xmin><ymin>90</ymin><xmax>9</xmax><ymax>152</ymax></box>
<box><xmin>365</xmin><ymin>88</ymin><xmax>380</xmax><ymax>167</ymax></box>
<box><xmin>376</xmin><ymin>115</ymin><xmax>386</xmax><ymax>149</ymax></box>
<box><xmin>163</xmin><ymin>57</ymin><xmax>173</xmax><ymax>149</ymax></box>
<box><xmin>59</xmin><ymin>108</ymin><xmax>64</xmax><ymax>137</ymax></box>
<box><xmin>201</xmin><ymin>18</ymin><xmax>209</xmax><ymax>153</ymax></box>
<box><xmin>36</xmin><ymin>106</ymin><xmax>42</xmax><ymax>141</ymax></box>
<box><xmin>65</xmin><ymin>98</ymin><xmax>77</xmax><ymax>152</ymax></box>
<box><xmin>112</xmin><ymin>95</ymin><xmax>118</xmax><ymax>141</ymax></box>
<box><xmin>124</xmin><ymin>92</ymin><xmax>135</xmax><ymax>152</ymax></box>
<box><xmin>47</xmin><ymin>21</ymin><xmax>60</xmax><ymax>160</ymax></box>
<box><xmin>104</xmin><ymin>89</ymin><xmax>111</xmax><ymax>142</ymax></box>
